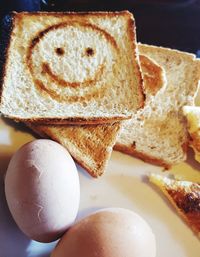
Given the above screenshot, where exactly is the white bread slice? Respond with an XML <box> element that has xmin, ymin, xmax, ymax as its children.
<box><xmin>27</xmin><ymin>54</ymin><xmax>164</xmax><ymax>178</ymax></box>
<box><xmin>0</xmin><ymin>11</ymin><xmax>144</xmax><ymax>124</ymax></box>
<box><xmin>115</xmin><ymin>44</ymin><xmax>200</xmax><ymax>168</ymax></box>
<box><xmin>149</xmin><ymin>174</ymin><xmax>200</xmax><ymax>238</ymax></box>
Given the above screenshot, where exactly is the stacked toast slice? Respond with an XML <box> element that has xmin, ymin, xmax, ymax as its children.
<box><xmin>1</xmin><ymin>11</ymin><xmax>200</xmax><ymax>177</ymax></box>
<box><xmin>115</xmin><ymin>44</ymin><xmax>200</xmax><ymax>168</ymax></box>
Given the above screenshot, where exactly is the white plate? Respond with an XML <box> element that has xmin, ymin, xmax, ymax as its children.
<box><xmin>0</xmin><ymin>116</ymin><xmax>200</xmax><ymax>257</ymax></box>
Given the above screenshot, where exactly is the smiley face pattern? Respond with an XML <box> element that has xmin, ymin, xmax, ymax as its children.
<box><xmin>27</xmin><ymin>22</ymin><xmax>119</xmax><ymax>102</ymax></box>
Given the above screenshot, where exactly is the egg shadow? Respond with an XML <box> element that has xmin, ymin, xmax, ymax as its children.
<box><xmin>76</xmin><ymin>206</ymin><xmax>105</xmax><ymax>222</ymax></box>
<box><xmin>76</xmin><ymin>163</ymin><xmax>94</xmax><ymax>180</ymax></box>
<box><xmin>0</xmin><ymin>152</ymin><xmax>11</xmax><ymax>178</ymax></box>
<box><xmin>2</xmin><ymin>116</ymin><xmax>40</xmax><ymax>138</ymax></box>
<box><xmin>39</xmin><ymin>252</ymin><xmax>54</xmax><ymax>257</ymax></box>
<box><xmin>25</xmin><ymin>240</ymin><xmax>57</xmax><ymax>257</ymax></box>
<box><xmin>0</xmin><ymin>174</ymin><xmax>31</xmax><ymax>257</ymax></box>
<box><xmin>107</xmin><ymin>173</ymin><xmax>199</xmax><ymax>257</ymax></box>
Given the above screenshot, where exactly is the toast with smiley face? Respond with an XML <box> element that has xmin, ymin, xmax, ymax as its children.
<box><xmin>0</xmin><ymin>11</ymin><xmax>144</xmax><ymax>125</ymax></box>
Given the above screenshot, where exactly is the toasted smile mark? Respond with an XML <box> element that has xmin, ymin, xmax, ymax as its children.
<box><xmin>26</xmin><ymin>21</ymin><xmax>118</xmax><ymax>102</ymax></box>
<box><xmin>41</xmin><ymin>62</ymin><xmax>105</xmax><ymax>88</ymax></box>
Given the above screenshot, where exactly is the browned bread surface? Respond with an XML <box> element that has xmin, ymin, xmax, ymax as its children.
<box><xmin>29</xmin><ymin>122</ymin><xmax>121</xmax><ymax>178</ymax></box>
<box><xmin>115</xmin><ymin>143</ymin><xmax>171</xmax><ymax>169</ymax></box>
<box><xmin>150</xmin><ymin>174</ymin><xmax>200</xmax><ymax>238</ymax></box>
<box><xmin>139</xmin><ymin>54</ymin><xmax>165</xmax><ymax>96</ymax></box>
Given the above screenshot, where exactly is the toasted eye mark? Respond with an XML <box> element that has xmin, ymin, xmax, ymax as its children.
<box><xmin>55</xmin><ymin>47</ymin><xmax>65</xmax><ymax>56</ymax></box>
<box><xmin>85</xmin><ymin>47</ymin><xmax>95</xmax><ymax>57</ymax></box>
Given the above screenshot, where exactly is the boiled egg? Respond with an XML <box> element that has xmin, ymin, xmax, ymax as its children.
<box><xmin>51</xmin><ymin>208</ymin><xmax>156</xmax><ymax>257</ymax></box>
<box><xmin>5</xmin><ymin>139</ymin><xmax>80</xmax><ymax>242</ymax></box>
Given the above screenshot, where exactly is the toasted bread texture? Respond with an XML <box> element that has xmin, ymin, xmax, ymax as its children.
<box><xmin>149</xmin><ymin>174</ymin><xmax>200</xmax><ymax>238</ymax></box>
<box><xmin>139</xmin><ymin>54</ymin><xmax>166</xmax><ymax>96</ymax></box>
<box><xmin>29</xmin><ymin>122</ymin><xmax>121</xmax><ymax>178</ymax></box>
<box><xmin>0</xmin><ymin>11</ymin><xmax>144</xmax><ymax>124</ymax></box>
<box><xmin>115</xmin><ymin>44</ymin><xmax>200</xmax><ymax>167</ymax></box>
<box><xmin>27</xmin><ymin>54</ymin><xmax>162</xmax><ymax>178</ymax></box>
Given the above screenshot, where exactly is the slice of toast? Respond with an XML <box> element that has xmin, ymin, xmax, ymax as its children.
<box><xmin>115</xmin><ymin>44</ymin><xmax>200</xmax><ymax>168</ymax></box>
<box><xmin>183</xmin><ymin>106</ymin><xmax>200</xmax><ymax>162</ymax></box>
<box><xmin>29</xmin><ymin>122</ymin><xmax>121</xmax><ymax>178</ymax></box>
<box><xmin>0</xmin><ymin>11</ymin><xmax>144</xmax><ymax>124</ymax></box>
<box><xmin>28</xmin><ymin>54</ymin><xmax>164</xmax><ymax>178</ymax></box>
<box><xmin>149</xmin><ymin>174</ymin><xmax>200</xmax><ymax>238</ymax></box>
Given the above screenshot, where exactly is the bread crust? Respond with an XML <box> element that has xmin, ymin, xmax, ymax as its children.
<box><xmin>8</xmin><ymin>114</ymin><xmax>131</xmax><ymax>125</ymax></box>
<box><xmin>13</xmin><ymin>10</ymin><xmax>134</xmax><ymax>18</ymax></box>
<box><xmin>138</xmin><ymin>42</ymin><xmax>196</xmax><ymax>58</ymax></box>
<box><xmin>126</xmin><ymin>16</ymin><xmax>145</xmax><ymax>109</ymax></box>
<box><xmin>114</xmin><ymin>136</ymin><xmax>189</xmax><ymax>169</ymax></box>
<box><xmin>0</xmin><ymin>13</ymin><xmax>16</xmax><ymax>106</ymax></box>
<box><xmin>114</xmin><ymin>143</ymin><xmax>171</xmax><ymax>169</ymax></box>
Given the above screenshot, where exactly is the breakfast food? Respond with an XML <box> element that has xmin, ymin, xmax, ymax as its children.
<box><xmin>29</xmin><ymin>122</ymin><xmax>121</xmax><ymax>178</ymax></box>
<box><xmin>183</xmin><ymin>106</ymin><xmax>200</xmax><ymax>162</ymax></box>
<box><xmin>0</xmin><ymin>9</ymin><xmax>199</xmax><ymax>256</ymax></box>
<box><xmin>5</xmin><ymin>139</ymin><xmax>80</xmax><ymax>242</ymax></box>
<box><xmin>149</xmin><ymin>174</ymin><xmax>200</xmax><ymax>238</ymax></box>
<box><xmin>28</xmin><ymin>53</ymin><xmax>164</xmax><ymax>177</ymax></box>
<box><xmin>51</xmin><ymin>208</ymin><xmax>156</xmax><ymax>257</ymax></box>
<box><xmin>0</xmin><ymin>11</ymin><xmax>144</xmax><ymax>124</ymax></box>
<box><xmin>115</xmin><ymin>44</ymin><xmax>200</xmax><ymax>168</ymax></box>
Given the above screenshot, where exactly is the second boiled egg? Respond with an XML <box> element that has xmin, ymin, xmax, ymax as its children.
<box><xmin>51</xmin><ymin>208</ymin><xmax>156</xmax><ymax>257</ymax></box>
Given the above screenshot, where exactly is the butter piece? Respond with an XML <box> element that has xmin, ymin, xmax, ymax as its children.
<box><xmin>183</xmin><ymin>106</ymin><xmax>200</xmax><ymax>162</ymax></box>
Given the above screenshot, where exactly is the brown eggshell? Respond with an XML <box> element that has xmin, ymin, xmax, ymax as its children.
<box><xmin>51</xmin><ymin>208</ymin><xmax>156</xmax><ymax>257</ymax></box>
<box><xmin>5</xmin><ymin>139</ymin><xmax>80</xmax><ymax>242</ymax></box>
